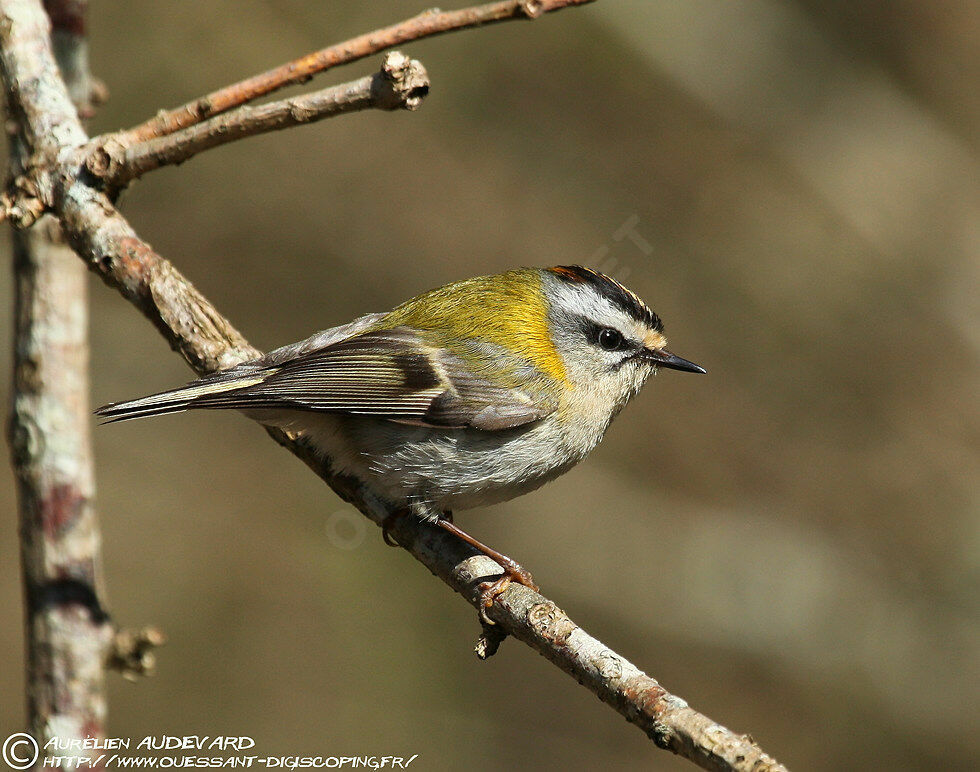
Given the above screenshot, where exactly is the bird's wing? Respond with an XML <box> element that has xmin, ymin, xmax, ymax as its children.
<box><xmin>95</xmin><ymin>325</ymin><xmax>556</xmax><ymax>431</ymax></box>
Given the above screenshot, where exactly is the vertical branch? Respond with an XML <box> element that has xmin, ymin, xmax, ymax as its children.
<box><xmin>10</xmin><ymin>222</ymin><xmax>109</xmax><ymax>751</ymax></box>
<box><xmin>7</xmin><ymin>0</ymin><xmax>110</xmax><ymax>758</ymax></box>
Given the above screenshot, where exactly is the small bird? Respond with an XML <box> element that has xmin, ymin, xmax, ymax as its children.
<box><xmin>97</xmin><ymin>266</ymin><xmax>704</xmax><ymax>611</ymax></box>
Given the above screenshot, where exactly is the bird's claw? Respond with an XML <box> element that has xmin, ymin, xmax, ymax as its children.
<box><xmin>380</xmin><ymin>511</ymin><xmax>404</xmax><ymax>547</ymax></box>
<box><xmin>432</xmin><ymin>516</ymin><xmax>537</xmax><ymax>626</ymax></box>
<box><xmin>477</xmin><ymin>564</ymin><xmax>538</xmax><ymax>625</ymax></box>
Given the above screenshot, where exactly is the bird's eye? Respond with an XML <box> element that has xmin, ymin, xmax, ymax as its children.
<box><xmin>597</xmin><ymin>327</ymin><xmax>624</xmax><ymax>351</ymax></box>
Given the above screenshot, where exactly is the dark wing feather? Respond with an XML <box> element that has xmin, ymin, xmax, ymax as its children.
<box><xmin>96</xmin><ymin>327</ymin><xmax>555</xmax><ymax>431</ymax></box>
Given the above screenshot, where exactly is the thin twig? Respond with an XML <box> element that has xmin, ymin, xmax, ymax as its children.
<box><xmin>88</xmin><ymin>52</ymin><xmax>429</xmax><ymax>189</ymax></box>
<box><xmin>119</xmin><ymin>0</ymin><xmax>595</xmax><ymax>144</ymax></box>
<box><xmin>0</xmin><ymin>1</ymin><xmax>788</xmax><ymax>769</ymax></box>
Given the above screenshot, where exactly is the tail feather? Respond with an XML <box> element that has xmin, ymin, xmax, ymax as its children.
<box><xmin>95</xmin><ymin>373</ymin><xmax>266</xmax><ymax>423</ymax></box>
<box><xmin>95</xmin><ymin>397</ymin><xmax>199</xmax><ymax>423</ymax></box>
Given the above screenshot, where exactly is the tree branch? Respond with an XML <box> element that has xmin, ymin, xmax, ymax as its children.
<box><xmin>7</xmin><ymin>0</ymin><xmax>109</xmax><ymax>757</ymax></box>
<box><xmin>118</xmin><ymin>0</ymin><xmax>595</xmax><ymax>144</ymax></box>
<box><xmin>87</xmin><ymin>51</ymin><xmax>429</xmax><ymax>190</ymax></box>
<box><xmin>1</xmin><ymin>1</ymin><xmax>788</xmax><ymax>769</ymax></box>
<box><xmin>11</xmin><ymin>218</ymin><xmax>111</xmax><ymax>763</ymax></box>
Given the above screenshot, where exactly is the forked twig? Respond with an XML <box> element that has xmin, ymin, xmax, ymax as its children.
<box><xmin>89</xmin><ymin>52</ymin><xmax>430</xmax><ymax>189</ymax></box>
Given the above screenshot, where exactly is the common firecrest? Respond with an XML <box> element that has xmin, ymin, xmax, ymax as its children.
<box><xmin>97</xmin><ymin>266</ymin><xmax>704</xmax><ymax>608</ymax></box>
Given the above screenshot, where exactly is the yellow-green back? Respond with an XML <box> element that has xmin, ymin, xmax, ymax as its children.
<box><xmin>376</xmin><ymin>269</ymin><xmax>567</xmax><ymax>384</ymax></box>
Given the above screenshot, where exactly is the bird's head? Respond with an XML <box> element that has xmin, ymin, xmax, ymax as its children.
<box><xmin>541</xmin><ymin>265</ymin><xmax>704</xmax><ymax>408</ymax></box>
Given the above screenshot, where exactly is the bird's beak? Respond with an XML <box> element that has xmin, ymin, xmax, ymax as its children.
<box><xmin>642</xmin><ymin>348</ymin><xmax>706</xmax><ymax>374</ymax></box>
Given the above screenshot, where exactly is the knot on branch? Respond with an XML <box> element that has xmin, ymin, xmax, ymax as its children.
<box><xmin>475</xmin><ymin>622</ymin><xmax>508</xmax><ymax>660</ymax></box>
<box><xmin>82</xmin><ymin>135</ymin><xmax>128</xmax><ymax>186</ymax></box>
<box><xmin>372</xmin><ymin>51</ymin><xmax>430</xmax><ymax>111</ymax></box>
<box><xmin>527</xmin><ymin>601</ymin><xmax>575</xmax><ymax>645</ymax></box>
<box><xmin>107</xmin><ymin>626</ymin><xmax>165</xmax><ymax>681</ymax></box>
<box><xmin>518</xmin><ymin>0</ymin><xmax>546</xmax><ymax>19</ymax></box>
<box><xmin>0</xmin><ymin>167</ymin><xmax>46</xmax><ymax>228</ymax></box>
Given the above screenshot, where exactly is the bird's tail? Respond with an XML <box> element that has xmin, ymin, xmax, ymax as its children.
<box><xmin>94</xmin><ymin>373</ymin><xmax>264</xmax><ymax>423</ymax></box>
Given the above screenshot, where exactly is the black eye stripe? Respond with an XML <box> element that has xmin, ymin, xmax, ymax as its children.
<box><xmin>575</xmin><ymin>317</ymin><xmax>636</xmax><ymax>354</ymax></box>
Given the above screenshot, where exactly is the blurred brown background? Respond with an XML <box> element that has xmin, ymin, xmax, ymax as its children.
<box><xmin>2</xmin><ymin>1</ymin><xmax>978</xmax><ymax>769</ymax></box>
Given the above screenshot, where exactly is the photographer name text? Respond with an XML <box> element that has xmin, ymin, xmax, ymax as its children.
<box><xmin>46</xmin><ymin>737</ymin><xmax>257</xmax><ymax>752</ymax></box>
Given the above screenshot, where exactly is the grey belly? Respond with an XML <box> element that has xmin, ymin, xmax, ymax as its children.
<box><xmin>347</xmin><ymin>416</ymin><xmax>582</xmax><ymax>511</ymax></box>
<box><xmin>245</xmin><ymin>409</ymin><xmax>591</xmax><ymax>514</ymax></box>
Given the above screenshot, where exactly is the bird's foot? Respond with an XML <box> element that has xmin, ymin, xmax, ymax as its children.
<box><xmin>436</xmin><ymin>518</ymin><xmax>538</xmax><ymax>625</ymax></box>
<box><xmin>476</xmin><ymin>561</ymin><xmax>537</xmax><ymax>625</ymax></box>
